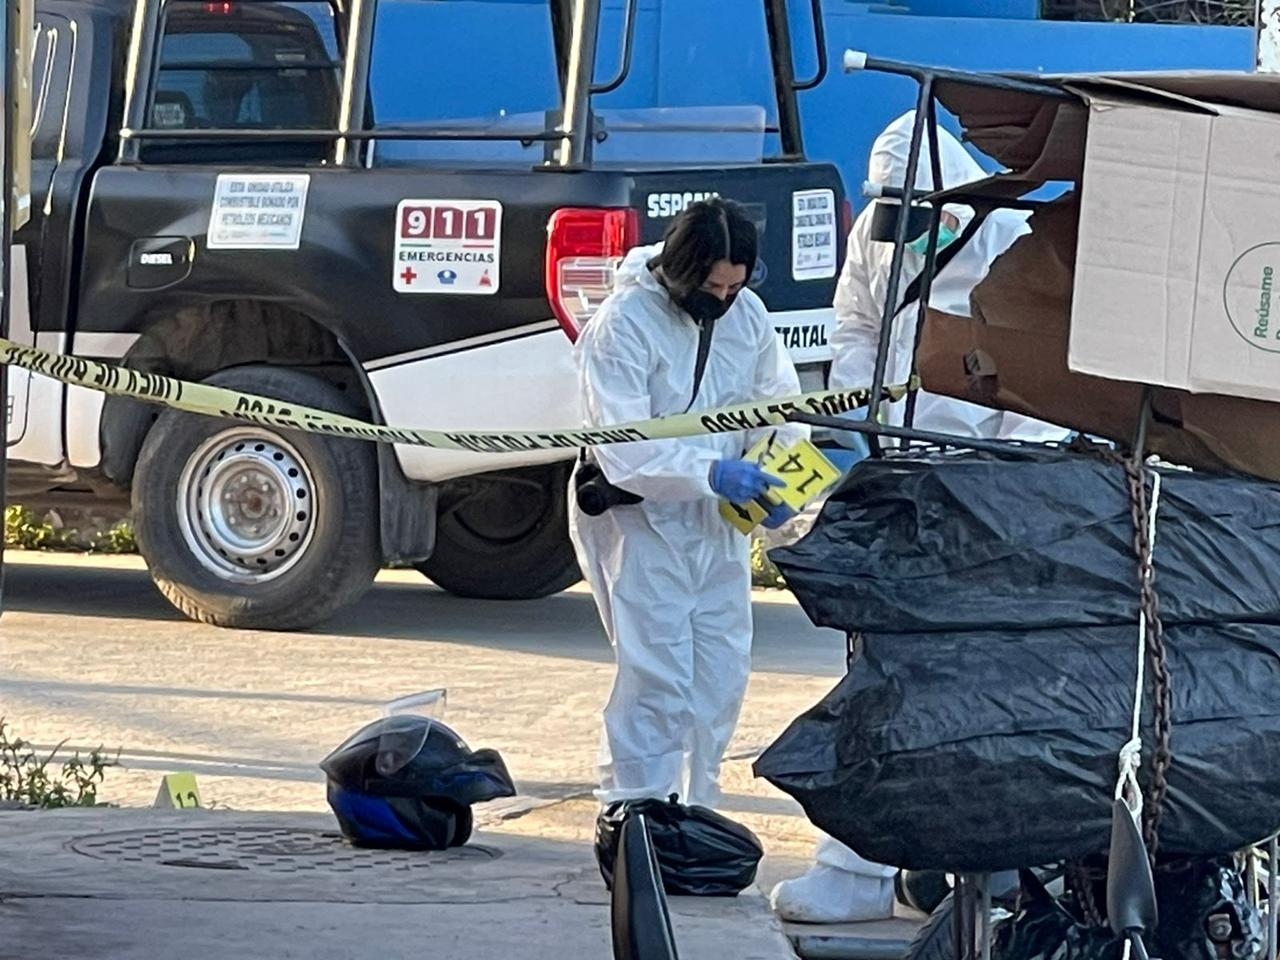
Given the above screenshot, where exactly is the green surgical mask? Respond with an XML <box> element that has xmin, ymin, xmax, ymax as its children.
<box><xmin>907</xmin><ymin>223</ymin><xmax>959</xmax><ymax>257</ymax></box>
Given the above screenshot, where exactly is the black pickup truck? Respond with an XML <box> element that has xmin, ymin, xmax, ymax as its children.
<box><xmin>5</xmin><ymin>0</ymin><xmax>847</xmax><ymax>629</ymax></box>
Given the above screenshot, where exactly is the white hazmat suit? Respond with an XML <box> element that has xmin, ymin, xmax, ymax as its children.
<box><xmin>772</xmin><ymin>113</ymin><xmax>1070</xmax><ymax>926</ymax></box>
<box><xmin>831</xmin><ymin>111</ymin><xmax>1070</xmax><ymax>443</ymax></box>
<box><xmin>569</xmin><ymin>243</ymin><xmax>806</xmax><ymax>810</ymax></box>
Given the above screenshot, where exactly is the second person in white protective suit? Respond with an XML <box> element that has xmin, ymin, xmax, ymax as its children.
<box><xmin>771</xmin><ymin>112</ymin><xmax>1070</xmax><ymax>925</ymax></box>
<box><xmin>830</xmin><ymin>111</ymin><xmax>1070</xmax><ymax>442</ymax></box>
<box><xmin>569</xmin><ymin>198</ymin><xmax>808</xmax><ymax>811</ymax></box>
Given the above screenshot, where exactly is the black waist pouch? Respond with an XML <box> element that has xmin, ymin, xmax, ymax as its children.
<box><xmin>575</xmin><ymin>456</ymin><xmax>644</xmax><ymax>516</ymax></box>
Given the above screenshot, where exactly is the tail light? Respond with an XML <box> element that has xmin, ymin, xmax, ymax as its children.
<box><xmin>545</xmin><ymin>207</ymin><xmax>639</xmax><ymax>342</ymax></box>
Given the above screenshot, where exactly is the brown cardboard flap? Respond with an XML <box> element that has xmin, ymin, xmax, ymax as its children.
<box><xmin>916</xmin><ymin>66</ymin><xmax>1280</xmax><ymax>480</ymax></box>
<box><xmin>916</xmin><ymin>309</ymin><xmax>1280</xmax><ymax>482</ymax></box>
<box><xmin>1067</xmin><ymin>72</ymin><xmax>1280</xmax><ymax>114</ymax></box>
<box><xmin>969</xmin><ymin>196</ymin><xmax>1079</xmax><ymax>336</ymax></box>
<box><xmin>934</xmin><ymin>82</ymin><xmax>1089</xmax><ymax>181</ymax></box>
<box><xmin>933</xmin><ymin>70</ymin><xmax>1280</xmax><ymax>187</ymax></box>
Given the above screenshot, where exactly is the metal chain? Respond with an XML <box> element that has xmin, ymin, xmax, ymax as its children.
<box><xmin>1121</xmin><ymin>456</ymin><xmax>1174</xmax><ymax>860</ymax></box>
<box><xmin>1067</xmin><ymin>862</ymin><xmax>1106</xmax><ymax>928</ymax></box>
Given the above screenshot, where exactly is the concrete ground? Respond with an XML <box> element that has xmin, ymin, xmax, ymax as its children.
<box><xmin>1</xmin><ymin>551</ymin><xmax>933</xmax><ymax>958</ymax></box>
<box><xmin>0</xmin><ymin>807</ymin><xmax>795</xmax><ymax>960</ymax></box>
<box><xmin>0</xmin><ymin>552</ymin><xmax>841</xmax><ymax>821</ymax></box>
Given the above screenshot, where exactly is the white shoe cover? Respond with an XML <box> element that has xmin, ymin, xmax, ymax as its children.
<box><xmin>770</xmin><ymin>865</ymin><xmax>896</xmax><ymax>924</ymax></box>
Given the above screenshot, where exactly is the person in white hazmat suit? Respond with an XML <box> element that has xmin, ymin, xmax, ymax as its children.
<box><xmin>770</xmin><ymin>113</ymin><xmax>1071</xmax><ymax>925</ymax></box>
<box><xmin>831</xmin><ymin>110</ymin><xmax>1070</xmax><ymax>442</ymax></box>
<box><xmin>568</xmin><ymin>198</ymin><xmax>809</xmax><ymax>811</ymax></box>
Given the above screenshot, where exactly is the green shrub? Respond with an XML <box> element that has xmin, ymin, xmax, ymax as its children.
<box><xmin>4</xmin><ymin>504</ymin><xmax>136</xmax><ymax>553</ymax></box>
<box><xmin>0</xmin><ymin>719</ymin><xmax>118</xmax><ymax>809</ymax></box>
<box><xmin>751</xmin><ymin>535</ymin><xmax>786</xmax><ymax>590</ymax></box>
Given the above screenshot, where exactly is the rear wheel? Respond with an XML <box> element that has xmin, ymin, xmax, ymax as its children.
<box><xmin>132</xmin><ymin>365</ymin><xmax>380</xmax><ymax>630</ymax></box>
<box><xmin>415</xmin><ymin>463</ymin><xmax>581</xmax><ymax>600</ymax></box>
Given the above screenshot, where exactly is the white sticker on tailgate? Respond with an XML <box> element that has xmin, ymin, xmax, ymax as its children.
<box><xmin>792</xmin><ymin>188</ymin><xmax>838</xmax><ymax>282</ymax></box>
<box><xmin>394</xmin><ymin>199</ymin><xmax>502</xmax><ymax>295</ymax></box>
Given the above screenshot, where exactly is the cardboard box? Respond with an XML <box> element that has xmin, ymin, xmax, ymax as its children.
<box><xmin>1069</xmin><ymin>96</ymin><xmax>1280</xmax><ymax>403</ymax></box>
<box><xmin>910</xmin><ymin>72</ymin><xmax>1280</xmax><ymax>479</ymax></box>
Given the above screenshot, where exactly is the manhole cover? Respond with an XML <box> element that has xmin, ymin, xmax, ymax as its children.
<box><xmin>69</xmin><ymin>827</ymin><xmax>499</xmax><ymax>876</ymax></box>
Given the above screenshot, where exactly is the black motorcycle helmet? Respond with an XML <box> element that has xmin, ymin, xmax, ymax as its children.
<box><xmin>320</xmin><ymin>715</ymin><xmax>516</xmax><ymax>851</ymax></box>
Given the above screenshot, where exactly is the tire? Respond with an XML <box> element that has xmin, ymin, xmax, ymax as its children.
<box><xmin>898</xmin><ymin>869</ymin><xmax>954</xmax><ymax>915</ymax></box>
<box><xmin>415</xmin><ymin>462</ymin><xmax>581</xmax><ymax>600</ymax></box>
<box><xmin>132</xmin><ymin>365</ymin><xmax>380</xmax><ymax>630</ymax></box>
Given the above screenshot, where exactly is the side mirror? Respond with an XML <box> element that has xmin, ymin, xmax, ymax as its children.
<box><xmin>611</xmin><ymin>813</ymin><xmax>680</xmax><ymax>960</ymax></box>
<box><xmin>1106</xmin><ymin>799</ymin><xmax>1158</xmax><ymax>940</ymax></box>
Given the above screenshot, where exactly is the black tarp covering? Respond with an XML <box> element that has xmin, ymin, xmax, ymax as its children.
<box><xmin>753</xmin><ymin>621</ymin><xmax>1280</xmax><ymax>872</ymax></box>
<box><xmin>770</xmin><ymin>452</ymin><xmax>1280</xmax><ymax>635</ymax></box>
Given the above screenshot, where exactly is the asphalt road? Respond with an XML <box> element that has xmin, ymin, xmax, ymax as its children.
<box><xmin>0</xmin><ymin>552</ymin><xmax>845</xmax><ymax>831</ymax></box>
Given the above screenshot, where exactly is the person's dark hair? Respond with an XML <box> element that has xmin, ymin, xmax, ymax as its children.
<box><xmin>650</xmin><ymin>198</ymin><xmax>758</xmax><ymax>301</ymax></box>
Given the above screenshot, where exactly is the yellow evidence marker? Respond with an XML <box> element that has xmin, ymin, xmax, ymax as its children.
<box><xmin>155</xmin><ymin>772</ymin><xmax>203</xmax><ymax>810</ymax></box>
<box><xmin>719</xmin><ymin>432</ymin><xmax>844</xmax><ymax>534</ymax></box>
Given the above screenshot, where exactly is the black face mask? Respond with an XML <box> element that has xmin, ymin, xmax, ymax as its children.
<box><xmin>679</xmin><ymin>289</ymin><xmax>735</xmax><ymax>324</ymax></box>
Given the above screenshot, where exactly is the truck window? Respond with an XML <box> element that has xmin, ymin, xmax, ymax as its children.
<box><xmin>369</xmin><ymin>0</ymin><xmax>562</xmax><ymax>167</ymax></box>
<box><xmin>367</xmin><ymin>2</ymin><xmax>771</xmax><ymax>168</ymax></box>
<box><xmin>147</xmin><ymin>0</ymin><xmax>340</xmax><ymax>161</ymax></box>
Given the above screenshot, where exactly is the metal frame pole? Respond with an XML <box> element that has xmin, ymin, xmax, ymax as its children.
<box><xmin>553</xmin><ymin>0</ymin><xmax>601</xmax><ymax>168</ymax></box>
<box><xmin>763</xmin><ymin>0</ymin><xmax>805</xmax><ymax>160</ymax></box>
<box><xmin>1269</xmin><ymin>836</ymin><xmax>1278</xmax><ymax>960</ymax></box>
<box><xmin>119</xmin><ymin>0</ymin><xmax>162</xmax><ymax>162</ymax></box>
<box><xmin>863</xmin><ymin>83</ymin><xmax>932</xmax><ymax>455</ymax></box>
<box><xmin>953</xmin><ymin>875</ymin><xmax>978</xmax><ymax>960</ymax></box>
<box><xmin>333</xmin><ymin>0</ymin><xmax>377</xmax><ymax>167</ymax></box>
<box><xmin>901</xmin><ymin>99</ymin><xmax>945</xmax><ymax>431</ymax></box>
<box><xmin>845</xmin><ymin>50</ymin><xmax>1074</xmax><ymax>100</ymax></box>
<box><xmin>1</xmin><ymin>0</ymin><xmax>13</xmax><ymax>609</ymax></box>
<box><xmin>787</xmin><ymin>410</ymin><xmax>1064</xmax><ymax>459</ymax></box>
<box><xmin>978</xmin><ymin>873</ymin><xmax>992</xmax><ymax>960</ymax></box>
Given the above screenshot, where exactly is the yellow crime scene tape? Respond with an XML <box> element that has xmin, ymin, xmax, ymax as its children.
<box><xmin>0</xmin><ymin>337</ymin><xmax>910</xmax><ymax>453</ymax></box>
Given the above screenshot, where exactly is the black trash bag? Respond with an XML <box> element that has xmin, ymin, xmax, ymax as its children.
<box><xmin>595</xmin><ymin>796</ymin><xmax>763</xmax><ymax>897</ymax></box>
<box><xmin>1152</xmin><ymin>859</ymin><xmax>1264</xmax><ymax>960</ymax></box>
<box><xmin>770</xmin><ymin>451</ymin><xmax>1280</xmax><ymax>635</ymax></box>
<box><xmin>993</xmin><ymin>893</ymin><xmax>1120</xmax><ymax>960</ymax></box>
<box><xmin>754</xmin><ymin>624</ymin><xmax>1280</xmax><ymax>873</ymax></box>
<box><xmin>992</xmin><ymin>862</ymin><xmax>1265</xmax><ymax>960</ymax></box>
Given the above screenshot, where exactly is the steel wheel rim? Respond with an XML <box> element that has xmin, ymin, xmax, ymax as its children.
<box><xmin>176</xmin><ymin>427</ymin><xmax>317</xmax><ymax>584</ymax></box>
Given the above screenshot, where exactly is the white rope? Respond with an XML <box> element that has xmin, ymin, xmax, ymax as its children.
<box><xmin>1116</xmin><ymin>470</ymin><xmax>1163</xmax><ymax>818</ymax></box>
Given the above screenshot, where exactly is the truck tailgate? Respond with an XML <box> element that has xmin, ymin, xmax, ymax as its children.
<box><xmin>629</xmin><ymin>163</ymin><xmax>847</xmax><ymax>369</ymax></box>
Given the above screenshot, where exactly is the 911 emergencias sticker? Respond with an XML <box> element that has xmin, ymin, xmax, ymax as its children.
<box><xmin>393</xmin><ymin>199</ymin><xmax>502</xmax><ymax>295</ymax></box>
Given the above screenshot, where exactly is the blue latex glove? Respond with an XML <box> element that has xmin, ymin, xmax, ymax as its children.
<box><xmin>834</xmin><ymin>407</ymin><xmax>872</xmax><ymax>464</ymax></box>
<box><xmin>760</xmin><ymin>499</ymin><xmax>797</xmax><ymax>530</ymax></box>
<box><xmin>709</xmin><ymin>459</ymin><xmax>785</xmax><ymax>503</ymax></box>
